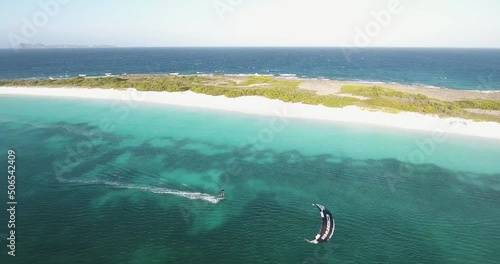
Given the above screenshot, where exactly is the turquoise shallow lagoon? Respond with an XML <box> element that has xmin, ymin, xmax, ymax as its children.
<box><xmin>1</xmin><ymin>95</ymin><xmax>500</xmax><ymax>264</ymax></box>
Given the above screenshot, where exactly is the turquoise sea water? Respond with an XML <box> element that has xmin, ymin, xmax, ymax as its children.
<box><xmin>1</xmin><ymin>95</ymin><xmax>500</xmax><ymax>264</ymax></box>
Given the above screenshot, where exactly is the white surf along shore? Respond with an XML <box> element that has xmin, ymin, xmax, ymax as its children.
<box><xmin>2</xmin><ymin>86</ymin><xmax>500</xmax><ymax>140</ymax></box>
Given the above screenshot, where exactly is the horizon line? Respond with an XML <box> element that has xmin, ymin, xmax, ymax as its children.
<box><xmin>2</xmin><ymin>46</ymin><xmax>500</xmax><ymax>50</ymax></box>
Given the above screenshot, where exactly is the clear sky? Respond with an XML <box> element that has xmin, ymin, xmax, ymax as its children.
<box><xmin>1</xmin><ymin>0</ymin><xmax>499</xmax><ymax>48</ymax></box>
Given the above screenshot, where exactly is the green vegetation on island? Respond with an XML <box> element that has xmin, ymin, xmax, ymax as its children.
<box><xmin>341</xmin><ymin>85</ymin><xmax>429</xmax><ymax>100</ymax></box>
<box><xmin>0</xmin><ymin>76</ymin><xmax>359</xmax><ymax>108</ymax></box>
<box><xmin>340</xmin><ymin>85</ymin><xmax>500</xmax><ymax>121</ymax></box>
<box><xmin>1</xmin><ymin>75</ymin><xmax>499</xmax><ymax>122</ymax></box>
<box><xmin>456</xmin><ymin>99</ymin><xmax>500</xmax><ymax>111</ymax></box>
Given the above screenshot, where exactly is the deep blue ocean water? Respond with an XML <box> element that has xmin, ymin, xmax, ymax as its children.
<box><xmin>1</xmin><ymin>48</ymin><xmax>499</xmax><ymax>90</ymax></box>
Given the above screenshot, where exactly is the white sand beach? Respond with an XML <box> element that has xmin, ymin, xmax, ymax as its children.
<box><xmin>2</xmin><ymin>86</ymin><xmax>500</xmax><ymax>140</ymax></box>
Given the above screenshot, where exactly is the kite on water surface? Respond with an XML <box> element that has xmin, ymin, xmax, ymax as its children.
<box><xmin>306</xmin><ymin>204</ymin><xmax>335</xmax><ymax>244</ymax></box>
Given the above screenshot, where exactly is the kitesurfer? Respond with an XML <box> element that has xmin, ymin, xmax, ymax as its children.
<box><xmin>220</xmin><ymin>189</ymin><xmax>225</xmax><ymax>198</ymax></box>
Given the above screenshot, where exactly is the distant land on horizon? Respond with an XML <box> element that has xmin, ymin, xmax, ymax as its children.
<box><xmin>17</xmin><ymin>43</ymin><xmax>118</xmax><ymax>49</ymax></box>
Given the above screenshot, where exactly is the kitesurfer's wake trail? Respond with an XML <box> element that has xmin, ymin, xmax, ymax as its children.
<box><xmin>56</xmin><ymin>164</ymin><xmax>223</xmax><ymax>203</ymax></box>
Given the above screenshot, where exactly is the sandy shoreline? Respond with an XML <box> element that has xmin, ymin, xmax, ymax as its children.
<box><xmin>2</xmin><ymin>86</ymin><xmax>500</xmax><ymax>140</ymax></box>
